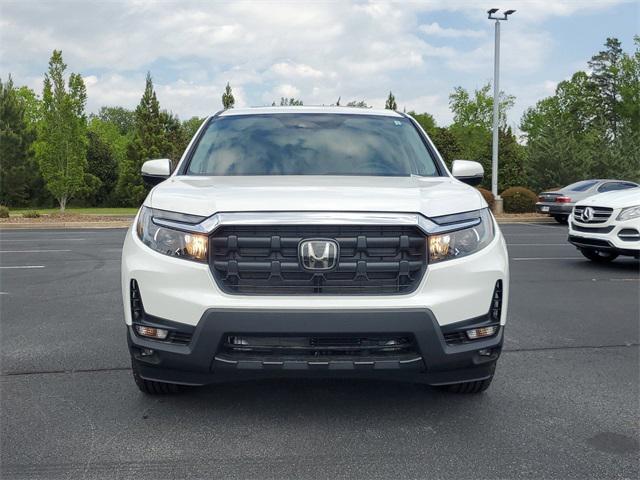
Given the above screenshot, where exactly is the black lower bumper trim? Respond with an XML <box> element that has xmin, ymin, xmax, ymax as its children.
<box><xmin>128</xmin><ymin>308</ymin><xmax>504</xmax><ymax>386</ymax></box>
<box><xmin>568</xmin><ymin>235</ymin><xmax>640</xmax><ymax>257</ymax></box>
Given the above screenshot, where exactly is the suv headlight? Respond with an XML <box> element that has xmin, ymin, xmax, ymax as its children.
<box><xmin>428</xmin><ymin>208</ymin><xmax>495</xmax><ymax>263</ymax></box>
<box><xmin>617</xmin><ymin>205</ymin><xmax>640</xmax><ymax>221</ymax></box>
<box><xmin>136</xmin><ymin>206</ymin><xmax>208</xmax><ymax>262</ymax></box>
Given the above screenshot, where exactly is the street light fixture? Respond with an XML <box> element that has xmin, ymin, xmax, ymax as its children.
<box><xmin>487</xmin><ymin>8</ymin><xmax>515</xmax><ymax>213</ymax></box>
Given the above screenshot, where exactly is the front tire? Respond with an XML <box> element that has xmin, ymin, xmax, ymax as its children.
<box><xmin>131</xmin><ymin>357</ymin><xmax>182</xmax><ymax>394</ymax></box>
<box><xmin>437</xmin><ymin>376</ymin><xmax>493</xmax><ymax>394</ymax></box>
<box><xmin>580</xmin><ymin>248</ymin><xmax>619</xmax><ymax>263</ymax></box>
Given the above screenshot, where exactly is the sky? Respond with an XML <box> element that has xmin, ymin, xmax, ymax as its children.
<box><xmin>1</xmin><ymin>0</ymin><xmax>638</xmax><ymax>130</ymax></box>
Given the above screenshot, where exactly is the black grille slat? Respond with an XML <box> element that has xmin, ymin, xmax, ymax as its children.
<box><xmin>210</xmin><ymin>225</ymin><xmax>427</xmax><ymax>295</ymax></box>
<box><xmin>220</xmin><ymin>334</ymin><xmax>419</xmax><ymax>359</ymax></box>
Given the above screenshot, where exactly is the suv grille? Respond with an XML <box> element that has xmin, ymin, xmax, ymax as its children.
<box><xmin>210</xmin><ymin>225</ymin><xmax>427</xmax><ymax>295</ymax></box>
<box><xmin>573</xmin><ymin>206</ymin><xmax>613</xmax><ymax>224</ymax></box>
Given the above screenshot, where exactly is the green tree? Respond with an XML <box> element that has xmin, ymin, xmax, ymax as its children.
<box><xmin>116</xmin><ymin>72</ymin><xmax>167</xmax><ymax>206</ymax></box>
<box><xmin>182</xmin><ymin>116</ymin><xmax>204</xmax><ymax>142</ymax></box>
<box><xmin>92</xmin><ymin>106</ymin><xmax>135</xmax><ymax>135</ymax></box>
<box><xmin>407</xmin><ymin>111</ymin><xmax>437</xmax><ymax>136</ymax></box>
<box><xmin>385</xmin><ymin>91</ymin><xmax>397</xmax><ymax>110</ymax></box>
<box><xmin>34</xmin><ymin>50</ymin><xmax>92</xmax><ymax>211</ymax></box>
<box><xmin>521</xmin><ymin>37</ymin><xmax>640</xmax><ymax>190</ymax></box>
<box><xmin>161</xmin><ymin>110</ymin><xmax>187</xmax><ymax>167</ymax></box>
<box><xmin>346</xmin><ymin>100</ymin><xmax>370</xmax><ymax>108</ymax></box>
<box><xmin>85</xmin><ymin>130</ymin><xmax>117</xmax><ymax>205</ymax></box>
<box><xmin>449</xmin><ymin>83</ymin><xmax>514</xmax><ymax>130</ymax></box>
<box><xmin>588</xmin><ymin>37</ymin><xmax>625</xmax><ymax>139</ymax></box>
<box><xmin>430</xmin><ymin>127</ymin><xmax>462</xmax><ymax>167</ymax></box>
<box><xmin>222</xmin><ymin>82</ymin><xmax>235</xmax><ymax>109</ymax></box>
<box><xmin>279</xmin><ymin>97</ymin><xmax>303</xmax><ymax>106</ymax></box>
<box><xmin>0</xmin><ymin>76</ymin><xmax>36</xmax><ymax>206</ymax></box>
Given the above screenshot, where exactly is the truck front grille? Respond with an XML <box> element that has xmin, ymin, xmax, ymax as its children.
<box><xmin>209</xmin><ymin>225</ymin><xmax>427</xmax><ymax>295</ymax></box>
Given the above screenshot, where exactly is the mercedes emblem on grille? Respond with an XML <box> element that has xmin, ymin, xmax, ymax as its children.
<box><xmin>580</xmin><ymin>206</ymin><xmax>594</xmax><ymax>222</ymax></box>
<box><xmin>299</xmin><ymin>239</ymin><xmax>339</xmax><ymax>271</ymax></box>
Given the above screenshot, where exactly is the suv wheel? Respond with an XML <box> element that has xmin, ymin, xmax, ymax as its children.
<box><xmin>553</xmin><ymin>215</ymin><xmax>568</xmax><ymax>224</ymax></box>
<box><xmin>131</xmin><ymin>356</ymin><xmax>182</xmax><ymax>394</ymax></box>
<box><xmin>437</xmin><ymin>376</ymin><xmax>493</xmax><ymax>394</ymax></box>
<box><xmin>580</xmin><ymin>248</ymin><xmax>619</xmax><ymax>263</ymax></box>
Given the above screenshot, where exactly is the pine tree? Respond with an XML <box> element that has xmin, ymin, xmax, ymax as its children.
<box><xmin>222</xmin><ymin>82</ymin><xmax>235</xmax><ymax>109</ymax></box>
<box><xmin>385</xmin><ymin>91</ymin><xmax>397</xmax><ymax>110</ymax></box>
<box><xmin>0</xmin><ymin>76</ymin><xmax>35</xmax><ymax>206</ymax></box>
<box><xmin>34</xmin><ymin>50</ymin><xmax>90</xmax><ymax>211</ymax></box>
<box><xmin>588</xmin><ymin>37</ymin><xmax>624</xmax><ymax>139</ymax></box>
<box><xmin>116</xmin><ymin>72</ymin><xmax>167</xmax><ymax>206</ymax></box>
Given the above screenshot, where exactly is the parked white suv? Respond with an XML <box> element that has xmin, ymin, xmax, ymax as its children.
<box><xmin>121</xmin><ymin>107</ymin><xmax>509</xmax><ymax>395</ymax></box>
<box><xmin>569</xmin><ymin>187</ymin><xmax>640</xmax><ymax>262</ymax></box>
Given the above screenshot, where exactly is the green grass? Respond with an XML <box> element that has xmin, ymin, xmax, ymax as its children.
<box><xmin>9</xmin><ymin>207</ymin><xmax>138</xmax><ymax>216</ymax></box>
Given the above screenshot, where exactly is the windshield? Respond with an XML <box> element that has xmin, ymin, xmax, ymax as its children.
<box><xmin>185</xmin><ymin>113</ymin><xmax>440</xmax><ymax>177</ymax></box>
<box><xmin>565</xmin><ymin>180</ymin><xmax>598</xmax><ymax>191</ymax></box>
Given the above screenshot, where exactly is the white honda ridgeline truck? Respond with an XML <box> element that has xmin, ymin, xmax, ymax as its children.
<box><xmin>121</xmin><ymin>107</ymin><xmax>509</xmax><ymax>395</ymax></box>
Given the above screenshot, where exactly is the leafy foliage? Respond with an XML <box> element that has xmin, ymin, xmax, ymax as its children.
<box><xmin>477</xmin><ymin>187</ymin><xmax>495</xmax><ymax>209</ymax></box>
<box><xmin>0</xmin><ymin>205</ymin><xmax>9</xmax><ymax>218</ymax></box>
<box><xmin>501</xmin><ymin>187</ymin><xmax>538</xmax><ymax>213</ymax></box>
<box><xmin>222</xmin><ymin>82</ymin><xmax>235</xmax><ymax>109</ymax></box>
<box><xmin>0</xmin><ymin>76</ymin><xmax>35</xmax><ymax>206</ymax></box>
<box><xmin>85</xmin><ymin>130</ymin><xmax>117</xmax><ymax>206</ymax></box>
<box><xmin>278</xmin><ymin>97</ymin><xmax>303</xmax><ymax>106</ymax></box>
<box><xmin>345</xmin><ymin>100</ymin><xmax>370</xmax><ymax>108</ymax></box>
<box><xmin>521</xmin><ymin>37</ymin><xmax>640</xmax><ymax>191</ymax></box>
<box><xmin>385</xmin><ymin>91</ymin><xmax>397</xmax><ymax>110</ymax></box>
<box><xmin>34</xmin><ymin>50</ymin><xmax>92</xmax><ymax>211</ymax></box>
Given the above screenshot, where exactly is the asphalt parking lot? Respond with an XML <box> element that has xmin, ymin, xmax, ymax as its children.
<box><xmin>1</xmin><ymin>223</ymin><xmax>638</xmax><ymax>479</ymax></box>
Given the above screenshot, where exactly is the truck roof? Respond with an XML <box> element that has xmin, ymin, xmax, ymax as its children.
<box><xmin>218</xmin><ymin>106</ymin><xmax>404</xmax><ymax>118</ymax></box>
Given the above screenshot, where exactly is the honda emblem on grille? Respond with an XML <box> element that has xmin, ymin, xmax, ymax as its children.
<box><xmin>299</xmin><ymin>239</ymin><xmax>339</xmax><ymax>271</ymax></box>
<box><xmin>580</xmin><ymin>207</ymin><xmax>594</xmax><ymax>222</ymax></box>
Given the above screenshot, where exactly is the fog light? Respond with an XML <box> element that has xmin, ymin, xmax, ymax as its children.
<box><xmin>478</xmin><ymin>348</ymin><xmax>492</xmax><ymax>356</ymax></box>
<box><xmin>466</xmin><ymin>325</ymin><xmax>498</xmax><ymax>340</ymax></box>
<box><xmin>135</xmin><ymin>325</ymin><xmax>169</xmax><ymax>340</ymax></box>
<box><xmin>140</xmin><ymin>348</ymin><xmax>155</xmax><ymax>357</ymax></box>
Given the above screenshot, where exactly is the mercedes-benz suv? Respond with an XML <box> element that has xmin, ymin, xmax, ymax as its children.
<box><xmin>121</xmin><ymin>107</ymin><xmax>509</xmax><ymax>395</ymax></box>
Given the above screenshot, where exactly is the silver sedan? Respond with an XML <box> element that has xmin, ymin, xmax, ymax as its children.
<box><xmin>536</xmin><ymin>179</ymin><xmax>639</xmax><ymax>223</ymax></box>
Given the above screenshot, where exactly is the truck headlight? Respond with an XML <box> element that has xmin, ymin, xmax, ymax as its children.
<box><xmin>617</xmin><ymin>205</ymin><xmax>640</xmax><ymax>221</ymax></box>
<box><xmin>428</xmin><ymin>208</ymin><xmax>494</xmax><ymax>263</ymax></box>
<box><xmin>136</xmin><ymin>206</ymin><xmax>208</xmax><ymax>262</ymax></box>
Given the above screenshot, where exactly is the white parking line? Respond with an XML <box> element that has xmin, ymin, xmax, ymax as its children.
<box><xmin>0</xmin><ymin>265</ymin><xmax>45</xmax><ymax>269</ymax></box>
<box><xmin>507</xmin><ymin>244</ymin><xmax>570</xmax><ymax>246</ymax></box>
<box><xmin>512</xmin><ymin>257</ymin><xmax>582</xmax><ymax>261</ymax></box>
<box><xmin>0</xmin><ymin>249</ymin><xmax>72</xmax><ymax>253</ymax></box>
<box><xmin>0</xmin><ymin>238</ymin><xmax>86</xmax><ymax>242</ymax></box>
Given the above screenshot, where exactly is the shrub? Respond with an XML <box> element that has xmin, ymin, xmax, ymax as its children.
<box><xmin>22</xmin><ymin>210</ymin><xmax>41</xmax><ymax>218</ymax></box>
<box><xmin>0</xmin><ymin>206</ymin><xmax>9</xmax><ymax>218</ymax></box>
<box><xmin>501</xmin><ymin>187</ymin><xmax>538</xmax><ymax>213</ymax></box>
<box><xmin>477</xmin><ymin>187</ymin><xmax>495</xmax><ymax>209</ymax></box>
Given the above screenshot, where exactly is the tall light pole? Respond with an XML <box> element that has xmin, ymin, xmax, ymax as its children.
<box><xmin>487</xmin><ymin>8</ymin><xmax>515</xmax><ymax>214</ymax></box>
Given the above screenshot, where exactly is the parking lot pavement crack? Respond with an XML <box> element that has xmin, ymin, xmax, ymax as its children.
<box><xmin>0</xmin><ymin>366</ymin><xmax>132</xmax><ymax>377</ymax></box>
<box><xmin>503</xmin><ymin>343</ymin><xmax>639</xmax><ymax>353</ymax></box>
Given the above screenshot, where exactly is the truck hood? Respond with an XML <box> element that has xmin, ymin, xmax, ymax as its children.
<box><xmin>147</xmin><ymin>175</ymin><xmax>485</xmax><ymax>218</ymax></box>
<box><xmin>576</xmin><ymin>187</ymin><xmax>640</xmax><ymax>209</ymax></box>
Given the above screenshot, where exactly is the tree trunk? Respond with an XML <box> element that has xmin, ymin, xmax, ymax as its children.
<box><xmin>59</xmin><ymin>196</ymin><xmax>67</xmax><ymax>212</ymax></box>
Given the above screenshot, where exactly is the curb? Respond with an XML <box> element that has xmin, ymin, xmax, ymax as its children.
<box><xmin>0</xmin><ymin>222</ymin><xmax>132</xmax><ymax>230</ymax></box>
<box><xmin>495</xmin><ymin>217</ymin><xmax>557</xmax><ymax>224</ymax></box>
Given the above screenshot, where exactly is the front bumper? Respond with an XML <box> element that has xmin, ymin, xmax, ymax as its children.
<box><xmin>568</xmin><ymin>214</ymin><xmax>640</xmax><ymax>257</ymax></box>
<box><xmin>129</xmin><ymin>308</ymin><xmax>503</xmax><ymax>386</ymax></box>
